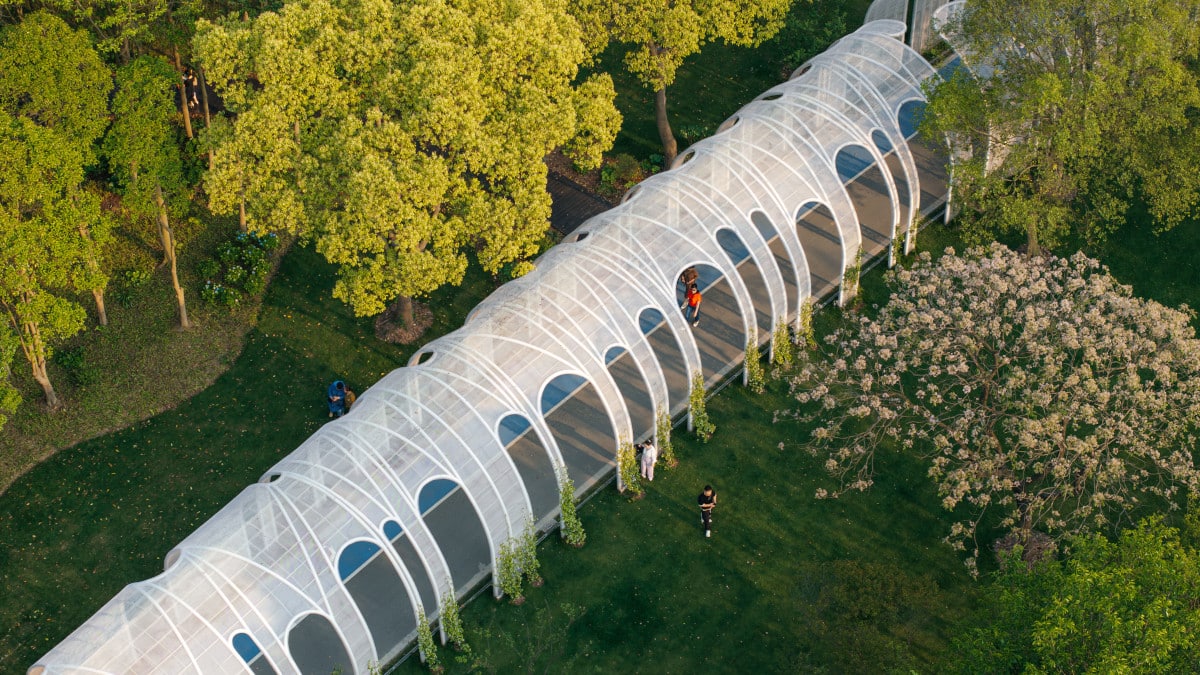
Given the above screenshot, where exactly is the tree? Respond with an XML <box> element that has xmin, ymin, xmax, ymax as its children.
<box><xmin>0</xmin><ymin>112</ymin><xmax>92</xmax><ymax>409</ymax></box>
<box><xmin>0</xmin><ymin>12</ymin><xmax>112</xmax><ymax>165</ymax></box>
<box><xmin>104</xmin><ymin>56</ymin><xmax>193</xmax><ymax>329</ymax></box>
<box><xmin>785</xmin><ymin>244</ymin><xmax>1200</xmax><ymax>573</ymax></box>
<box><xmin>952</xmin><ymin>515</ymin><xmax>1200</xmax><ymax>673</ymax></box>
<box><xmin>923</xmin><ymin>0</ymin><xmax>1200</xmax><ymax>255</ymax></box>
<box><xmin>0</xmin><ymin>12</ymin><xmax>115</xmax><ymax>326</ymax></box>
<box><xmin>196</xmin><ymin>0</ymin><xmax>620</xmax><ymax>332</ymax></box>
<box><xmin>571</xmin><ymin>0</ymin><xmax>792</xmax><ymax>165</ymax></box>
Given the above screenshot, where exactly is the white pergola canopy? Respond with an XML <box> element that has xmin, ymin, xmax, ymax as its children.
<box><xmin>32</xmin><ymin>21</ymin><xmax>949</xmax><ymax>675</ymax></box>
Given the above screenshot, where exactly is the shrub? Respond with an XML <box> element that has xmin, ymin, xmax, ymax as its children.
<box><xmin>745</xmin><ymin>330</ymin><xmax>766</xmax><ymax>394</ymax></box>
<box><xmin>611</xmin><ymin>153</ymin><xmax>643</xmax><ymax>188</ymax></box>
<box><xmin>439</xmin><ymin>584</ymin><xmax>468</xmax><ymax>653</ymax></box>
<box><xmin>557</xmin><ymin>467</ymin><xmax>586</xmax><ymax>548</ymax></box>
<box><xmin>199</xmin><ymin>231</ymin><xmax>281</xmax><ymax>311</ymax></box>
<box><xmin>112</xmin><ymin>268</ymin><xmax>152</xmax><ymax>308</ymax></box>
<box><xmin>772</xmin><ymin>319</ymin><xmax>794</xmax><ymax>369</ymax></box>
<box><xmin>797</xmin><ymin>298</ymin><xmax>816</xmax><ymax>350</ymax></box>
<box><xmin>195</xmin><ymin>259</ymin><xmax>220</xmax><ymax>280</ymax></box>
<box><xmin>656</xmin><ymin>408</ymin><xmax>676</xmax><ymax>468</ymax></box>
<box><xmin>495</xmin><ymin>539</ymin><xmax>524</xmax><ymax>604</ymax></box>
<box><xmin>518</xmin><ymin>518</ymin><xmax>543</xmax><ymax>587</ymax></box>
<box><xmin>618</xmin><ymin>440</ymin><xmax>642</xmax><ymax>497</ymax></box>
<box><xmin>689</xmin><ymin>373</ymin><xmax>715</xmax><ymax>442</ymax></box>
<box><xmin>54</xmin><ymin>346</ymin><xmax>101</xmax><ymax>387</ymax></box>
<box><xmin>416</xmin><ymin>607</ymin><xmax>441</xmax><ymax>672</ymax></box>
<box><xmin>677</xmin><ymin>124</ymin><xmax>715</xmax><ymax>143</ymax></box>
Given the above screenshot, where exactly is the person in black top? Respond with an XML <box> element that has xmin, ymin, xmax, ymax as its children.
<box><xmin>698</xmin><ymin>485</ymin><xmax>717</xmax><ymax>537</ymax></box>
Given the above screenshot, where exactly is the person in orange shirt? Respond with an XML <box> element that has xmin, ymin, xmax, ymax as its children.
<box><xmin>683</xmin><ymin>282</ymin><xmax>703</xmax><ymax>326</ymax></box>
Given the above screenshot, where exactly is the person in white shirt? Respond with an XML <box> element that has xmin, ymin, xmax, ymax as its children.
<box><xmin>639</xmin><ymin>440</ymin><xmax>658</xmax><ymax>482</ymax></box>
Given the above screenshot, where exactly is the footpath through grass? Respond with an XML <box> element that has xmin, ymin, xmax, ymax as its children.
<box><xmin>0</xmin><ymin>246</ymin><xmax>498</xmax><ymax>672</ymax></box>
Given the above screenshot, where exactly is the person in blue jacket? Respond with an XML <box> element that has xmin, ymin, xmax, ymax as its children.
<box><xmin>327</xmin><ymin>380</ymin><xmax>348</xmax><ymax>418</ymax></box>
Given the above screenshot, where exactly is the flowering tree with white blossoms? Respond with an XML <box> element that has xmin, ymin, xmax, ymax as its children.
<box><xmin>784</xmin><ymin>244</ymin><xmax>1200</xmax><ymax>573</ymax></box>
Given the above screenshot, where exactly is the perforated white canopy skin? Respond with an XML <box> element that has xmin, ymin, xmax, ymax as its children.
<box><xmin>31</xmin><ymin>21</ymin><xmax>949</xmax><ymax>675</ymax></box>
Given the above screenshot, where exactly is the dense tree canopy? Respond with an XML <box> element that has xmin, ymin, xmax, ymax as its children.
<box><xmin>571</xmin><ymin>0</ymin><xmax>792</xmax><ymax>164</ymax></box>
<box><xmin>197</xmin><ymin>0</ymin><xmax>620</xmax><ymax>325</ymax></box>
<box><xmin>0</xmin><ymin>13</ymin><xmax>111</xmax><ymax>409</ymax></box>
<box><xmin>953</xmin><ymin>515</ymin><xmax>1200</xmax><ymax>673</ymax></box>
<box><xmin>0</xmin><ymin>112</ymin><xmax>93</xmax><ymax>409</ymax></box>
<box><xmin>923</xmin><ymin>0</ymin><xmax>1200</xmax><ymax>254</ymax></box>
<box><xmin>785</xmin><ymin>244</ymin><xmax>1200</xmax><ymax>573</ymax></box>
<box><xmin>0</xmin><ymin>11</ymin><xmax>111</xmax><ymax>164</ymax></box>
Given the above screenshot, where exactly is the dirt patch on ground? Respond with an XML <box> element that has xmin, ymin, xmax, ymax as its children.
<box><xmin>545</xmin><ymin>151</ymin><xmax>620</xmax><ymax>207</ymax></box>
<box><xmin>374</xmin><ymin>301</ymin><xmax>434</xmax><ymax>345</ymax></box>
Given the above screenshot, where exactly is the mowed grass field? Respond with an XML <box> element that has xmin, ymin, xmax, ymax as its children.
<box><xmin>395</xmin><ymin>371</ymin><xmax>978</xmax><ymax>674</ymax></box>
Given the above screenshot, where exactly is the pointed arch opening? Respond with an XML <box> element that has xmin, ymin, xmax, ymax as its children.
<box><xmin>750</xmin><ymin>211</ymin><xmax>799</xmax><ymax>319</ymax></box>
<box><xmin>794</xmin><ymin>201</ymin><xmax>844</xmax><ymax>301</ymax></box>
<box><xmin>675</xmin><ymin>263</ymin><xmax>746</xmax><ymax>383</ymax></box>
<box><xmin>603</xmin><ymin>346</ymin><xmax>654</xmax><ymax>442</ymax></box>
<box><xmin>715</xmin><ymin>228</ymin><xmax>772</xmax><ymax>341</ymax></box>
<box><xmin>336</xmin><ymin>540</ymin><xmax>415</xmax><ymax>660</ymax></box>
<box><xmin>382</xmin><ymin>520</ymin><xmax>438</xmax><ymax>614</ymax></box>
<box><xmin>540</xmin><ymin>373</ymin><xmax>617</xmax><ymax>493</ymax></box>
<box><xmin>898</xmin><ymin>99</ymin><xmax>949</xmax><ymax>216</ymax></box>
<box><xmin>232</xmin><ymin>633</ymin><xmax>277</xmax><ymax>675</ymax></box>
<box><xmin>418</xmin><ymin>479</ymin><xmax>490</xmax><ymax>592</ymax></box>
<box><xmin>498</xmin><ymin>413</ymin><xmax>558</xmax><ymax>520</ymax></box>
<box><xmin>287</xmin><ymin>614</ymin><xmax>351</xmax><ymax>675</ymax></box>
<box><xmin>638</xmin><ymin>307</ymin><xmax>689</xmax><ymax>413</ymax></box>
<box><xmin>836</xmin><ymin>144</ymin><xmax>895</xmax><ymax>263</ymax></box>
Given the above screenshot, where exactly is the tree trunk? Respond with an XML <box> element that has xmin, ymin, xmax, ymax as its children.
<box><xmin>77</xmin><ymin>216</ymin><xmax>107</xmax><ymax>326</ymax></box>
<box><xmin>155</xmin><ymin>184</ymin><xmax>190</xmax><ymax>329</ymax></box>
<box><xmin>238</xmin><ymin>195</ymin><xmax>247</xmax><ymax>232</ymax></box>
<box><xmin>174</xmin><ymin>47</ymin><xmax>194</xmax><ymax>140</ymax></box>
<box><xmin>655</xmin><ymin>87</ymin><xmax>678</xmax><ymax>167</ymax></box>
<box><xmin>396</xmin><ymin>295</ymin><xmax>414</xmax><ymax>328</ymax></box>
<box><xmin>198</xmin><ymin>68</ymin><xmax>213</xmax><ymax>170</ymax></box>
<box><xmin>1026</xmin><ymin>222</ymin><xmax>1040</xmax><ymax>257</ymax></box>
<box><xmin>11</xmin><ymin>307</ymin><xmax>61</xmax><ymax>409</ymax></box>
<box><xmin>30</xmin><ymin>350</ymin><xmax>60</xmax><ymax>410</ymax></box>
<box><xmin>92</xmin><ymin>288</ymin><xmax>108</xmax><ymax>326</ymax></box>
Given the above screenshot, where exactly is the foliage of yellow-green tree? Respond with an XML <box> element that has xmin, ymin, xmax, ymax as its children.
<box><xmin>196</xmin><ymin>0</ymin><xmax>620</xmax><ymax>332</ymax></box>
<box><xmin>0</xmin><ymin>329</ymin><xmax>19</xmax><ymax>429</ymax></box>
<box><xmin>0</xmin><ymin>113</ymin><xmax>92</xmax><ymax>410</ymax></box>
<box><xmin>0</xmin><ymin>12</ymin><xmax>115</xmax><ymax>326</ymax></box>
<box><xmin>0</xmin><ymin>14</ymin><xmax>112</xmax><ymax>411</ymax></box>
<box><xmin>103</xmin><ymin>55</ymin><xmax>192</xmax><ymax>329</ymax></box>
<box><xmin>0</xmin><ymin>12</ymin><xmax>112</xmax><ymax>165</ymax></box>
<box><xmin>571</xmin><ymin>0</ymin><xmax>792</xmax><ymax>165</ymax></box>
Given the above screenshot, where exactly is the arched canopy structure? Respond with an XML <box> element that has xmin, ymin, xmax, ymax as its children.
<box><xmin>32</xmin><ymin>21</ymin><xmax>950</xmax><ymax>675</ymax></box>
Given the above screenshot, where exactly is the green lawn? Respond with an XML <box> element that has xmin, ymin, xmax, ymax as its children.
<box><xmin>398</xmin><ymin>374</ymin><xmax>977</xmax><ymax>674</ymax></box>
